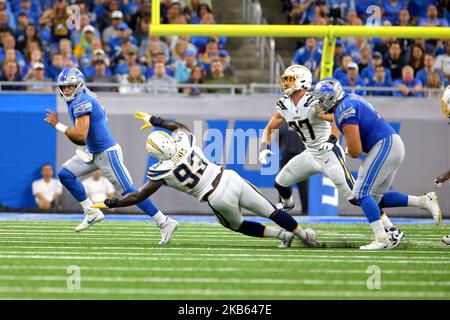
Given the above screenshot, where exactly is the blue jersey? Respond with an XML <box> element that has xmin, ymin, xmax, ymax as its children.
<box><xmin>66</xmin><ymin>88</ymin><xmax>116</xmax><ymax>154</ymax></box>
<box><xmin>334</xmin><ymin>93</ymin><xmax>395</xmax><ymax>153</ymax></box>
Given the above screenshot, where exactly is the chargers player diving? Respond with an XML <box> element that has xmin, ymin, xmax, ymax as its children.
<box><xmin>44</xmin><ymin>67</ymin><xmax>178</xmax><ymax>244</ymax></box>
<box><xmin>91</xmin><ymin>112</ymin><xmax>319</xmax><ymax>248</ymax></box>
<box><xmin>433</xmin><ymin>84</ymin><xmax>450</xmax><ymax>246</ymax></box>
<box><xmin>312</xmin><ymin>78</ymin><xmax>442</xmax><ymax>250</ymax></box>
<box><xmin>259</xmin><ymin>65</ymin><xmax>403</xmax><ymax>243</ymax></box>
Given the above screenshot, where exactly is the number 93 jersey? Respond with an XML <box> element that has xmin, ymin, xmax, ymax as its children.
<box><xmin>146</xmin><ymin>129</ymin><xmax>222</xmax><ymax>201</ymax></box>
<box><xmin>276</xmin><ymin>92</ymin><xmax>331</xmax><ymax>155</ymax></box>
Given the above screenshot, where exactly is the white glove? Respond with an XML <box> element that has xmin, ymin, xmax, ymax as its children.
<box><xmin>434</xmin><ymin>179</ymin><xmax>442</xmax><ymax>189</ymax></box>
<box><xmin>259</xmin><ymin>149</ymin><xmax>274</xmax><ymax>165</ymax></box>
<box><xmin>76</xmin><ymin>146</ymin><xmax>93</xmax><ymax>163</ymax></box>
<box><xmin>319</xmin><ymin>142</ymin><xmax>334</xmax><ymax>152</ymax></box>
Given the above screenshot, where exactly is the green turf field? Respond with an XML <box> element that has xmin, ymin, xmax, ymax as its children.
<box><xmin>0</xmin><ymin>220</ymin><xmax>449</xmax><ymax>300</ymax></box>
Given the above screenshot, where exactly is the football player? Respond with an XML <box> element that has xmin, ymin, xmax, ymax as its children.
<box><xmin>260</xmin><ymin>65</ymin><xmax>403</xmax><ymax>244</ymax></box>
<box><xmin>44</xmin><ymin>67</ymin><xmax>178</xmax><ymax>244</ymax></box>
<box><xmin>434</xmin><ymin>84</ymin><xmax>450</xmax><ymax>246</ymax></box>
<box><xmin>312</xmin><ymin>78</ymin><xmax>442</xmax><ymax>250</ymax></box>
<box><xmin>91</xmin><ymin>112</ymin><xmax>319</xmax><ymax>248</ymax></box>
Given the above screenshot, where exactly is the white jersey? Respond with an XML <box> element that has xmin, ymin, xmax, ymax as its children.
<box><xmin>276</xmin><ymin>92</ymin><xmax>331</xmax><ymax>154</ymax></box>
<box><xmin>146</xmin><ymin>129</ymin><xmax>222</xmax><ymax>201</ymax></box>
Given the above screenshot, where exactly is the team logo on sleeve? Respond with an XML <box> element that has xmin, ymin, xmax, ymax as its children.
<box><xmin>337</xmin><ymin>107</ymin><xmax>356</xmax><ymax>125</ymax></box>
<box><xmin>73</xmin><ymin>101</ymin><xmax>93</xmax><ymax>116</ymax></box>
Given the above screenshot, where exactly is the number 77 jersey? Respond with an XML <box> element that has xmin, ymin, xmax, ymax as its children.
<box><xmin>146</xmin><ymin>129</ymin><xmax>222</xmax><ymax>201</ymax></box>
<box><xmin>276</xmin><ymin>92</ymin><xmax>331</xmax><ymax>155</ymax></box>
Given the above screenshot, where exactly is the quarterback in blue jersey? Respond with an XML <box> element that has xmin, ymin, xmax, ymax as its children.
<box><xmin>44</xmin><ymin>67</ymin><xmax>178</xmax><ymax>244</ymax></box>
<box><xmin>313</xmin><ymin>78</ymin><xmax>442</xmax><ymax>250</ymax></box>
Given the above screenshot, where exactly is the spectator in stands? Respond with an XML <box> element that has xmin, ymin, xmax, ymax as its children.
<box><xmin>184</xmin><ymin>0</ymin><xmax>204</xmax><ymax>23</ymax></box>
<box><xmin>341</xmin><ymin>62</ymin><xmax>366</xmax><ymax>95</ymax></box>
<box><xmin>408</xmin><ymin>0</ymin><xmax>437</xmax><ymax>20</ymax></box>
<box><xmin>398</xmin><ymin>8</ymin><xmax>412</xmax><ymax>26</ymax></box>
<box><xmin>79</xmin><ymin>38</ymin><xmax>104</xmax><ymax>71</ymax></box>
<box><xmin>139</xmin><ymin>35</ymin><xmax>170</xmax><ymax>62</ymax></box>
<box><xmin>147</xmin><ymin>61</ymin><xmax>178</xmax><ymax>94</ymax></box>
<box><xmin>0</xmin><ymin>6</ymin><xmax>13</xmax><ymax>31</ymax></box>
<box><xmin>86</xmin><ymin>57</ymin><xmax>118</xmax><ymax>92</ymax></box>
<box><xmin>83</xmin><ymin>49</ymin><xmax>112</xmax><ymax>78</ymax></box>
<box><xmin>183</xmin><ymin>64</ymin><xmax>205</xmax><ymax>96</ymax></box>
<box><xmin>333</xmin><ymin>54</ymin><xmax>352</xmax><ymax>82</ymax></box>
<box><xmin>115</xmin><ymin>45</ymin><xmax>145</xmax><ymax>76</ymax></box>
<box><xmin>119</xmin><ymin>64</ymin><xmax>146</xmax><ymax>94</ymax></box>
<box><xmin>39</xmin><ymin>0</ymin><xmax>70</xmax><ymax>45</ymax></box>
<box><xmin>74</xmin><ymin>25</ymin><xmax>99</xmax><ymax>59</ymax></box>
<box><xmin>434</xmin><ymin>40</ymin><xmax>450</xmax><ymax>82</ymax></box>
<box><xmin>82</xmin><ymin>170</ymin><xmax>115</xmax><ymax>206</ymax></box>
<box><xmin>102</xmin><ymin>10</ymin><xmax>123</xmax><ymax>44</ymax></box>
<box><xmin>165</xmin><ymin>2</ymin><xmax>183</xmax><ymax>24</ymax></box>
<box><xmin>287</xmin><ymin>0</ymin><xmax>314</xmax><ymax>25</ymax></box>
<box><xmin>97</xmin><ymin>0</ymin><xmax>121</xmax><ymax>33</ymax></box>
<box><xmin>292</xmin><ymin>37</ymin><xmax>321</xmax><ymax>80</ymax></box>
<box><xmin>426</xmin><ymin>71</ymin><xmax>443</xmax><ymax>95</ymax></box>
<box><xmin>59</xmin><ymin>38</ymin><xmax>78</xmax><ymax>68</ymax></box>
<box><xmin>394</xmin><ymin>65</ymin><xmax>422</xmax><ymax>97</ymax></box>
<box><xmin>368</xmin><ymin>65</ymin><xmax>393</xmax><ymax>96</ymax></box>
<box><xmin>418</xmin><ymin>4</ymin><xmax>449</xmax><ymax>27</ymax></box>
<box><xmin>17</xmin><ymin>24</ymin><xmax>41</xmax><ymax>54</ymax></box>
<box><xmin>204</xmin><ymin>59</ymin><xmax>236</xmax><ymax>93</ymax></box>
<box><xmin>173</xmin><ymin>49</ymin><xmax>197</xmax><ymax>83</ymax></box>
<box><xmin>46</xmin><ymin>53</ymin><xmax>64</xmax><ymax>81</ymax></box>
<box><xmin>107</xmin><ymin>22</ymin><xmax>138</xmax><ymax>57</ymax></box>
<box><xmin>383</xmin><ymin>0</ymin><xmax>407</xmax><ymax>25</ymax></box>
<box><xmin>384</xmin><ymin>40</ymin><xmax>406</xmax><ymax>80</ymax></box>
<box><xmin>146</xmin><ymin>52</ymin><xmax>174</xmax><ymax>79</ymax></box>
<box><xmin>27</xmin><ymin>62</ymin><xmax>52</xmax><ymax>92</ymax></box>
<box><xmin>16</xmin><ymin>11</ymin><xmax>30</xmax><ymax>41</ymax></box>
<box><xmin>416</xmin><ymin>53</ymin><xmax>446</xmax><ymax>86</ymax></box>
<box><xmin>218</xmin><ymin>50</ymin><xmax>235</xmax><ymax>78</ymax></box>
<box><xmin>0</xmin><ymin>35</ymin><xmax>26</xmax><ymax>70</ymax></box>
<box><xmin>171</xmin><ymin>38</ymin><xmax>189</xmax><ymax>64</ymax></box>
<box><xmin>22</xmin><ymin>49</ymin><xmax>44</xmax><ymax>80</ymax></box>
<box><xmin>199</xmin><ymin>38</ymin><xmax>219</xmax><ymax>73</ymax></box>
<box><xmin>71</xmin><ymin>14</ymin><xmax>100</xmax><ymax>48</ymax></box>
<box><xmin>361</xmin><ymin>51</ymin><xmax>391</xmax><ymax>84</ymax></box>
<box><xmin>358</xmin><ymin>42</ymin><xmax>372</xmax><ymax>73</ymax></box>
<box><xmin>190</xmin><ymin>3</ymin><xmax>213</xmax><ymax>24</ymax></box>
<box><xmin>32</xmin><ymin>164</ymin><xmax>62</xmax><ymax>210</ymax></box>
<box><xmin>15</xmin><ymin>0</ymin><xmax>41</xmax><ymax>27</ymax></box>
<box><xmin>408</xmin><ymin>45</ymin><xmax>425</xmax><ymax>75</ymax></box>
<box><xmin>133</xmin><ymin>16</ymin><xmax>150</xmax><ymax>46</ymax></box>
<box><xmin>190</xmin><ymin>12</ymin><xmax>226</xmax><ymax>52</ymax></box>
<box><xmin>0</xmin><ymin>61</ymin><xmax>24</xmax><ymax>91</ymax></box>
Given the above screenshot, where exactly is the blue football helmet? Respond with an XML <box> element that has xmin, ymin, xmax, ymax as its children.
<box><xmin>312</xmin><ymin>78</ymin><xmax>345</xmax><ymax>113</ymax></box>
<box><xmin>57</xmin><ymin>67</ymin><xmax>85</xmax><ymax>101</ymax></box>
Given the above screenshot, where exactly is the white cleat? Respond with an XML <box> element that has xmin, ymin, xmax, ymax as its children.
<box><xmin>278</xmin><ymin>232</ymin><xmax>294</xmax><ymax>248</ymax></box>
<box><xmin>420</xmin><ymin>192</ymin><xmax>442</xmax><ymax>225</ymax></box>
<box><xmin>75</xmin><ymin>208</ymin><xmax>104</xmax><ymax>232</ymax></box>
<box><xmin>299</xmin><ymin>228</ymin><xmax>319</xmax><ymax>248</ymax></box>
<box><xmin>275</xmin><ymin>201</ymin><xmax>295</xmax><ymax>211</ymax></box>
<box><xmin>158</xmin><ymin>217</ymin><xmax>179</xmax><ymax>245</ymax></box>
<box><xmin>442</xmin><ymin>235</ymin><xmax>450</xmax><ymax>246</ymax></box>
<box><xmin>360</xmin><ymin>235</ymin><xmax>396</xmax><ymax>250</ymax></box>
<box><xmin>386</xmin><ymin>226</ymin><xmax>404</xmax><ymax>248</ymax></box>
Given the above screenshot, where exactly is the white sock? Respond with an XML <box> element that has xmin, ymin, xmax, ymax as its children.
<box><xmin>264</xmin><ymin>226</ymin><xmax>287</xmax><ymax>239</ymax></box>
<box><xmin>281</xmin><ymin>196</ymin><xmax>294</xmax><ymax>205</ymax></box>
<box><xmin>80</xmin><ymin>198</ymin><xmax>93</xmax><ymax>211</ymax></box>
<box><xmin>380</xmin><ymin>213</ymin><xmax>394</xmax><ymax>229</ymax></box>
<box><xmin>292</xmin><ymin>224</ymin><xmax>306</xmax><ymax>239</ymax></box>
<box><xmin>408</xmin><ymin>195</ymin><xmax>421</xmax><ymax>207</ymax></box>
<box><xmin>370</xmin><ymin>220</ymin><xmax>387</xmax><ymax>240</ymax></box>
<box><xmin>153</xmin><ymin>211</ymin><xmax>167</xmax><ymax>225</ymax></box>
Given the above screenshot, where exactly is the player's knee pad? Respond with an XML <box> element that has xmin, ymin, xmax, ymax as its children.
<box><xmin>58</xmin><ymin>168</ymin><xmax>76</xmax><ymax>185</ymax></box>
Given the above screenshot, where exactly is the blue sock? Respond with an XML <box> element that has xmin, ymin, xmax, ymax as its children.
<box><xmin>123</xmin><ymin>186</ymin><xmax>159</xmax><ymax>217</ymax></box>
<box><xmin>274</xmin><ymin>181</ymin><xmax>293</xmax><ymax>200</ymax></box>
<box><xmin>359</xmin><ymin>196</ymin><xmax>382</xmax><ymax>223</ymax></box>
<box><xmin>237</xmin><ymin>220</ymin><xmax>265</xmax><ymax>237</ymax></box>
<box><xmin>378</xmin><ymin>192</ymin><xmax>409</xmax><ymax>208</ymax></box>
<box><xmin>269</xmin><ymin>209</ymin><xmax>298</xmax><ymax>232</ymax></box>
<box><xmin>58</xmin><ymin>168</ymin><xmax>88</xmax><ymax>202</ymax></box>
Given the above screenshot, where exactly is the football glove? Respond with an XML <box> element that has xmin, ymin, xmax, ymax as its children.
<box><xmin>259</xmin><ymin>149</ymin><xmax>274</xmax><ymax>165</ymax></box>
<box><xmin>91</xmin><ymin>202</ymin><xmax>107</xmax><ymax>209</ymax></box>
<box><xmin>91</xmin><ymin>198</ymin><xmax>119</xmax><ymax>209</ymax></box>
<box><xmin>434</xmin><ymin>179</ymin><xmax>442</xmax><ymax>189</ymax></box>
<box><xmin>134</xmin><ymin>111</ymin><xmax>153</xmax><ymax>130</ymax></box>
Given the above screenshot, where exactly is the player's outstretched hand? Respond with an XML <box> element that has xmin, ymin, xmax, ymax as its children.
<box><xmin>434</xmin><ymin>179</ymin><xmax>442</xmax><ymax>188</ymax></box>
<box><xmin>44</xmin><ymin>109</ymin><xmax>58</xmax><ymax>127</ymax></box>
<box><xmin>134</xmin><ymin>111</ymin><xmax>153</xmax><ymax>130</ymax></box>
<box><xmin>91</xmin><ymin>202</ymin><xmax>108</xmax><ymax>209</ymax></box>
<box><xmin>259</xmin><ymin>149</ymin><xmax>274</xmax><ymax>165</ymax></box>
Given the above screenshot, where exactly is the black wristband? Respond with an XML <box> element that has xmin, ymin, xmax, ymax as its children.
<box><xmin>150</xmin><ymin>116</ymin><xmax>164</xmax><ymax>127</ymax></box>
<box><xmin>104</xmin><ymin>198</ymin><xmax>119</xmax><ymax>208</ymax></box>
<box><xmin>327</xmin><ymin>135</ymin><xmax>338</xmax><ymax>144</ymax></box>
<box><xmin>260</xmin><ymin>142</ymin><xmax>270</xmax><ymax>151</ymax></box>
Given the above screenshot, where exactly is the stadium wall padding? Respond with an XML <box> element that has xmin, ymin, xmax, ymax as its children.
<box><xmin>3</xmin><ymin>93</ymin><xmax>448</xmax><ymax>217</ymax></box>
<box><xmin>0</xmin><ymin>93</ymin><xmax>57</xmax><ymax>209</ymax></box>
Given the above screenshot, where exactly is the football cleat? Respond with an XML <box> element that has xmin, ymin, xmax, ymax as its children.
<box><xmin>385</xmin><ymin>226</ymin><xmax>404</xmax><ymax>247</ymax></box>
<box><xmin>442</xmin><ymin>235</ymin><xmax>450</xmax><ymax>246</ymax></box>
<box><xmin>278</xmin><ymin>232</ymin><xmax>294</xmax><ymax>248</ymax></box>
<box><xmin>75</xmin><ymin>208</ymin><xmax>104</xmax><ymax>232</ymax></box>
<box><xmin>360</xmin><ymin>235</ymin><xmax>397</xmax><ymax>250</ymax></box>
<box><xmin>299</xmin><ymin>228</ymin><xmax>319</xmax><ymax>248</ymax></box>
<box><xmin>275</xmin><ymin>200</ymin><xmax>295</xmax><ymax>211</ymax></box>
<box><xmin>420</xmin><ymin>192</ymin><xmax>442</xmax><ymax>225</ymax></box>
<box><xmin>157</xmin><ymin>217</ymin><xmax>179</xmax><ymax>245</ymax></box>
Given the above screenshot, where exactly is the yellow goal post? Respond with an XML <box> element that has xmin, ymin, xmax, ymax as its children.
<box><xmin>149</xmin><ymin>0</ymin><xmax>450</xmax><ymax>80</ymax></box>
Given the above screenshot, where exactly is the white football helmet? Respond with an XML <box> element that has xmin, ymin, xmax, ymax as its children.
<box><xmin>280</xmin><ymin>64</ymin><xmax>313</xmax><ymax>96</ymax></box>
<box><xmin>441</xmin><ymin>85</ymin><xmax>450</xmax><ymax>118</ymax></box>
<box><xmin>146</xmin><ymin>131</ymin><xmax>177</xmax><ymax>160</ymax></box>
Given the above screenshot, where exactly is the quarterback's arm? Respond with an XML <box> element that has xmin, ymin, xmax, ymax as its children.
<box><xmin>261</xmin><ymin>111</ymin><xmax>284</xmax><ymax>147</ymax></box>
<box><xmin>342</xmin><ymin>124</ymin><xmax>363</xmax><ymax>158</ymax></box>
<box><xmin>65</xmin><ymin>115</ymin><xmax>90</xmax><ymax>145</ymax></box>
<box><xmin>95</xmin><ymin>179</ymin><xmax>165</xmax><ymax>208</ymax></box>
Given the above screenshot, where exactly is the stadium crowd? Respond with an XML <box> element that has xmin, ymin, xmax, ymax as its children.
<box><xmin>0</xmin><ymin>0</ymin><xmax>235</xmax><ymax>95</ymax></box>
<box><xmin>285</xmin><ymin>0</ymin><xmax>450</xmax><ymax>96</ymax></box>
